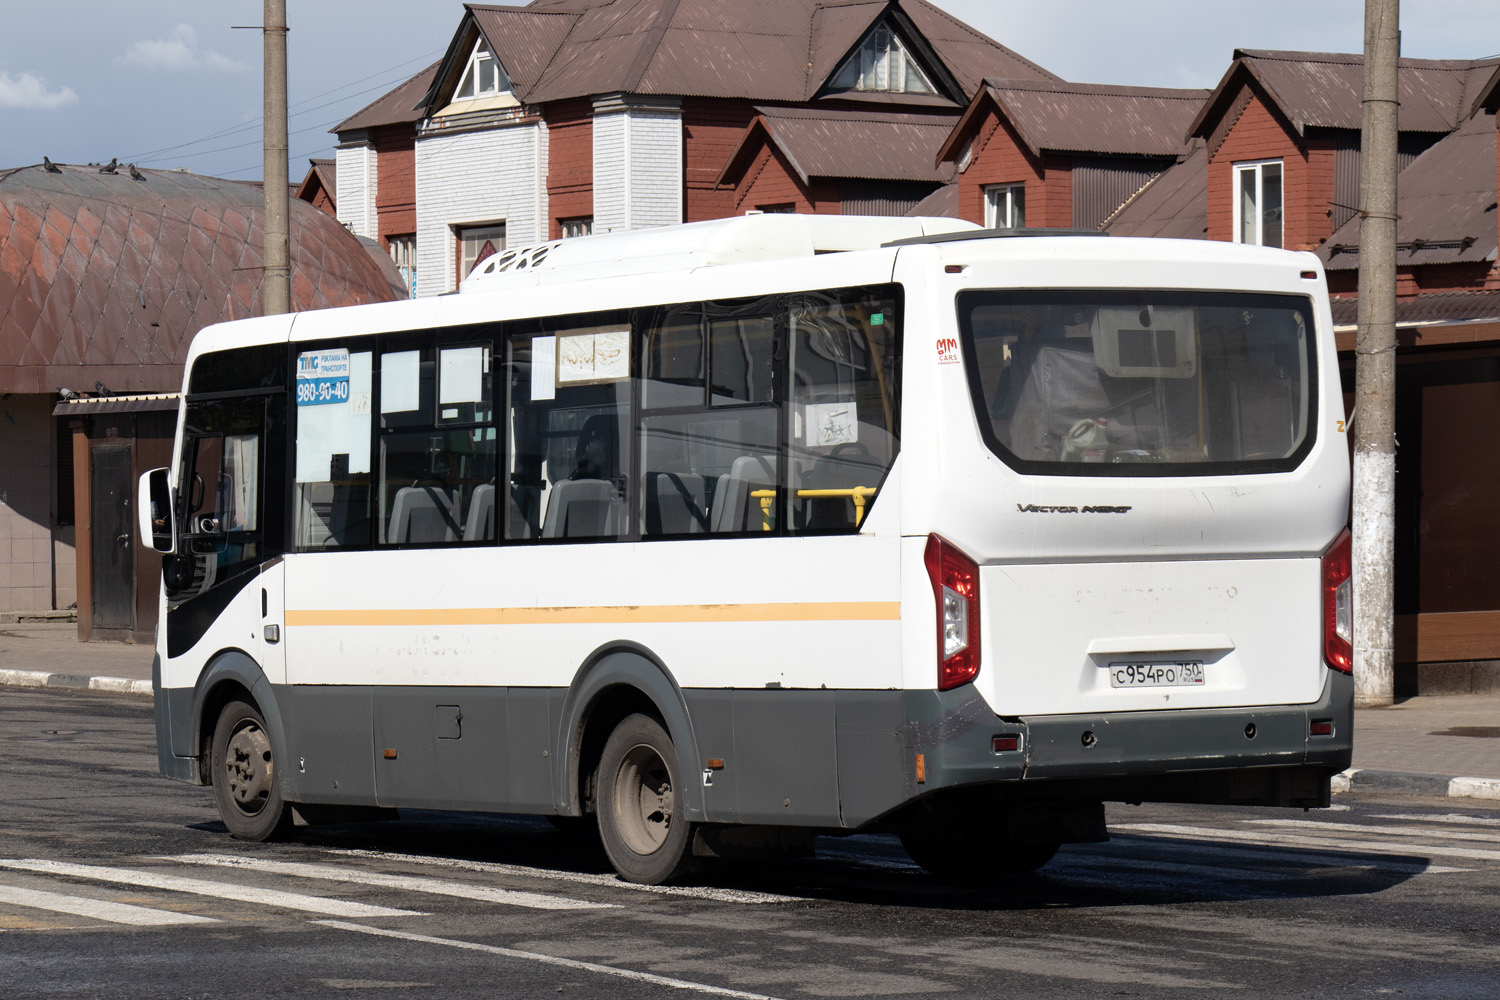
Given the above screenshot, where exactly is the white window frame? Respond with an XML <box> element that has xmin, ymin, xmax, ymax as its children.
<box><xmin>560</xmin><ymin>217</ymin><xmax>593</xmax><ymax>239</ymax></box>
<box><xmin>389</xmin><ymin>235</ymin><xmax>417</xmax><ymax>300</ymax></box>
<box><xmin>1232</xmin><ymin>159</ymin><xmax>1283</xmax><ymax>248</ymax></box>
<box><xmin>457</xmin><ymin>223</ymin><xmax>505</xmax><ymax>282</ymax></box>
<box><xmin>984</xmin><ymin>184</ymin><xmax>1025</xmax><ymax>229</ymax></box>
<box><xmin>454</xmin><ymin>37</ymin><xmax>508</xmax><ymax>101</ymax></box>
<box><xmin>830</xmin><ymin>24</ymin><xmax>936</xmax><ymax>95</ymax></box>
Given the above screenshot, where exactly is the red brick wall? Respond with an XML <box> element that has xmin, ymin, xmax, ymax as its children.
<box><xmin>731</xmin><ymin>144</ymin><xmax>817</xmax><ymax>214</ymax></box>
<box><xmin>955</xmin><ymin>109</ymin><xmax>1061</xmax><ymax>227</ymax></box>
<box><xmin>544</xmin><ymin>98</ymin><xmax>593</xmax><ymax>239</ymax></box>
<box><xmin>373</xmin><ymin>125</ymin><xmax>416</xmax><ymax>248</ymax></box>
<box><xmin>1207</xmin><ymin>90</ymin><xmax>1330</xmax><ymax>251</ymax></box>
<box><xmin>684</xmin><ymin>98</ymin><xmax>759</xmax><ymax>222</ymax></box>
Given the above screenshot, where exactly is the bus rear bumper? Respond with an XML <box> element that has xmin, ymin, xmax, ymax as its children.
<box><xmin>911</xmin><ymin>669</ymin><xmax>1352</xmax><ymax>812</ymax></box>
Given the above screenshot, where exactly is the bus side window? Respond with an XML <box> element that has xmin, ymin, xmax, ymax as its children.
<box><xmin>639</xmin><ymin>301</ymin><xmax>777</xmax><ymax>537</ymax></box>
<box><xmin>786</xmin><ymin>289</ymin><xmax>901</xmax><ymax>533</ymax></box>
<box><xmin>294</xmin><ymin>349</ymin><xmax>373</xmax><ymax>549</ymax></box>
<box><xmin>506</xmin><ymin>321</ymin><xmax>631</xmax><ymax>542</ymax></box>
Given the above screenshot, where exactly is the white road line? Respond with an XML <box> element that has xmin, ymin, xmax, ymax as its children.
<box><xmin>1112</xmin><ymin>823</ymin><xmax>1500</xmax><ymax>863</ymax></box>
<box><xmin>0</xmin><ymin>860</ymin><xmax>419</xmax><ymax>918</ymax></box>
<box><xmin>314</xmin><ymin>920</ymin><xmax>787</xmax><ymax>999</ymax></box>
<box><xmin>1107</xmin><ymin>834</ymin><xmax>1472</xmax><ymax>875</ymax></box>
<box><xmin>160</xmin><ymin>855</ymin><xmax>615</xmax><ymax>911</ymax></box>
<box><xmin>1370</xmin><ymin>812</ymin><xmax>1500</xmax><ymax>828</ymax></box>
<box><xmin>327</xmin><ymin>849</ymin><xmax>800</xmax><ymax>904</ymax></box>
<box><xmin>0</xmin><ymin>884</ymin><xmax>218</xmax><ymax>926</ymax></box>
<box><xmin>1246</xmin><ymin>818</ymin><xmax>1500</xmax><ymax>843</ymax></box>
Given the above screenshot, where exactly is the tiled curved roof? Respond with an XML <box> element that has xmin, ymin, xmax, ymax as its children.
<box><xmin>0</xmin><ymin>163</ymin><xmax>405</xmax><ymax>394</ymax></box>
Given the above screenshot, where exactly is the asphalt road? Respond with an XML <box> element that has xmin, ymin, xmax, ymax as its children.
<box><xmin>3</xmin><ymin>688</ymin><xmax>1499</xmax><ymax>999</ymax></box>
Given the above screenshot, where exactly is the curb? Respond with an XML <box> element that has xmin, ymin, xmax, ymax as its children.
<box><xmin>0</xmin><ymin>669</ymin><xmax>151</xmax><ymax>697</ymax></box>
<box><xmin>1334</xmin><ymin>767</ymin><xmax>1500</xmax><ymax>801</ymax></box>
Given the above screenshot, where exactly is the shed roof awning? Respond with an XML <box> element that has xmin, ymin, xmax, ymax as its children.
<box><xmin>53</xmin><ymin>393</ymin><xmax>180</xmax><ymax>416</ymax></box>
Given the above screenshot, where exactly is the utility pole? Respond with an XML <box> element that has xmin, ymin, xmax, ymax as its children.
<box><xmin>261</xmin><ymin>0</ymin><xmax>291</xmax><ymax>315</ymax></box>
<box><xmin>1353</xmin><ymin>0</ymin><xmax>1400</xmax><ymax>707</ymax></box>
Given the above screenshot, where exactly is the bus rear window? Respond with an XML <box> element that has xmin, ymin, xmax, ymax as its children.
<box><xmin>958</xmin><ymin>290</ymin><xmax>1315</xmax><ymax>476</ymax></box>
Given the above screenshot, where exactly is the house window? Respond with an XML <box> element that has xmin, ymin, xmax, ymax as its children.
<box><xmin>457</xmin><ymin>224</ymin><xmax>505</xmax><ymax>282</ymax></box>
<box><xmin>389</xmin><ymin>235</ymin><xmax>417</xmax><ymax>299</ymax></box>
<box><xmin>1234</xmin><ymin>160</ymin><xmax>1283</xmax><ymax>248</ymax></box>
<box><xmin>755</xmin><ymin>204</ymin><xmax>797</xmax><ymax>214</ymax></box>
<box><xmin>560</xmin><ymin>217</ymin><xmax>593</xmax><ymax>239</ymax></box>
<box><xmin>454</xmin><ymin>37</ymin><xmax>509</xmax><ymax>101</ymax></box>
<box><xmin>984</xmin><ymin>184</ymin><xmax>1025</xmax><ymax>229</ymax></box>
<box><xmin>829</xmin><ymin>24</ymin><xmax>935</xmax><ymax>95</ymax></box>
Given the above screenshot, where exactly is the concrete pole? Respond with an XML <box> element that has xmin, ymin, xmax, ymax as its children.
<box><xmin>1353</xmin><ymin>0</ymin><xmax>1400</xmax><ymax>707</ymax></box>
<box><xmin>261</xmin><ymin>0</ymin><xmax>291</xmax><ymax>315</ymax></box>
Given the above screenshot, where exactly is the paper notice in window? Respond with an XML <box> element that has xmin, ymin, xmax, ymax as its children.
<box><xmin>805</xmin><ymin>401</ymin><xmax>859</xmax><ymax>447</ymax></box>
<box><xmin>557</xmin><ymin>327</ymin><xmax>630</xmax><ymax>384</ymax></box>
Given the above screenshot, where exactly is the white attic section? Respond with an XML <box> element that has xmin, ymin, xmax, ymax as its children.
<box><xmin>828</xmin><ymin>20</ymin><xmax>939</xmax><ymax>95</ymax></box>
<box><xmin>436</xmin><ymin>33</ymin><xmax>520</xmax><ymax>115</ymax></box>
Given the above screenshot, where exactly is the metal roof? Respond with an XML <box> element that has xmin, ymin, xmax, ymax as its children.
<box><xmin>904</xmin><ymin>181</ymin><xmax>957</xmax><ymax>218</ymax></box>
<box><xmin>719</xmin><ymin>107</ymin><xmax>960</xmax><ymax>185</ymax></box>
<box><xmin>0</xmin><ymin>164</ymin><xmax>405</xmax><ymax>395</ymax></box>
<box><xmin>1329</xmin><ymin>289</ymin><xmax>1500</xmax><ymax>328</ymax></box>
<box><xmin>333</xmin><ymin>61</ymin><xmax>441</xmax><ymax>132</ymax></box>
<box><xmin>1101</xmin><ymin>142</ymin><xmax>1208</xmax><ymax>241</ymax></box>
<box><xmin>1190</xmin><ymin>50</ymin><xmax>1500</xmax><ymax>139</ymax></box>
<box><xmin>1318</xmin><ymin>111</ymin><xmax>1498</xmax><ymax>271</ymax></box>
<box><xmin>937</xmin><ymin>78</ymin><xmax>1207</xmax><ymax>163</ymax></box>
<box><xmin>384</xmin><ymin>0</ymin><xmax>1057</xmax><ymax>124</ymax></box>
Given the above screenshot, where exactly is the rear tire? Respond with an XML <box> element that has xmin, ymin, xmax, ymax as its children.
<box><xmin>596</xmin><ymin>714</ymin><xmax>695</xmax><ymax>885</ymax></box>
<box><xmin>210</xmin><ymin>699</ymin><xmax>293</xmax><ymax>841</ymax></box>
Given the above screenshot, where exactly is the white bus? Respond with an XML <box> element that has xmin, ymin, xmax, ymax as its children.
<box><xmin>140</xmin><ymin>214</ymin><xmax>1353</xmax><ymax>884</ymax></box>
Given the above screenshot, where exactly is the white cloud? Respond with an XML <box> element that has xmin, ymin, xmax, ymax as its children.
<box><xmin>115</xmin><ymin>25</ymin><xmax>246</xmax><ymax>73</ymax></box>
<box><xmin>0</xmin><ymin>70</ymin><xmax>79</xmax><ymax>110</ymax></box>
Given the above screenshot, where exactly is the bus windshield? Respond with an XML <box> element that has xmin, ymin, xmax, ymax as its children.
<box><xmin>958</xmin><ymin>289</ymin><xmax>1315</xmax><ymax>475</ymax></box>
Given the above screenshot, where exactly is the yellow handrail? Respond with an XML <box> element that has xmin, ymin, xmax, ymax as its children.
<box><xmin>749</xmin><ymin>486</ymin><xmax>878</xmax><ymax>530</ymax></box>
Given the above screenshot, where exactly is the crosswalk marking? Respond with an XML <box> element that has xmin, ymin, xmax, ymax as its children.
<box><xmin>1370</xmin><ymin>812</ymin><xmax>1500</xmax><ymax>828</ymax></box>
<box><xmin>160</xmin><ymin>854</ymin><xmax>615</xmax><ymax>911</ymax></box>
<box><xmin>328</xmin><ymin>848</ymin><xmax>801</xmax><ymax>904</ymax></box>
<box><xmin>1111</xmin><ymin>822</ymin><xmax>1500</xmax><ymax>863</ymax></box>
<box><xmin>0</xmin><ymin>859</ymin><xmax>420</xmax><ymax>918</ymax></box>
<box><xmin>314</xmin><ymin>920</ymin><xmax>787</xmax><ymax>1000</ymax></box>
<box><xmin>1247</xmin><ymin>818</ymin><xmax>1500</xmax><ymax>843</ymax></box>
<box><xmin>0</xmin><ymin>884</ymin><xmax>218</xmax><ymax>926</ymax></box>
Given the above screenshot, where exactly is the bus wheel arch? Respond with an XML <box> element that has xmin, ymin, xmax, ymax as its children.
<box><xmin>559</xmin><ymin>644</ymin><xmax>704</xmax><ymax>825</ymax></box>
<box><xmin>189</xmin><ymin>651</ymin><xmax>288</xmax><ymax>792</ymax></box>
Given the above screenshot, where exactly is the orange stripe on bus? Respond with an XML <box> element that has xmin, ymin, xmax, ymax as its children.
<box><xmin>284</xmin><ymin>602</ymin><xmax>901</xmax><ymax>628</ymax></box>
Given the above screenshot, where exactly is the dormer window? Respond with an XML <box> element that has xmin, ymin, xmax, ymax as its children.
<box><xmin>830</xmin><ymin>24</ymin><xmax>935</xmax><ymax>95</ymax></box>
<box><xmin>454</xmin><ymin>37</ymin><xmax>509</xmax><ymax>100</ymax></box>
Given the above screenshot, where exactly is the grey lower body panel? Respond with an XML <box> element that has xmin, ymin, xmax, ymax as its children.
<box><xmin>156</xmin><ymin>669</ymin><xmax>1352</xmax><ymax>829</ymax></box>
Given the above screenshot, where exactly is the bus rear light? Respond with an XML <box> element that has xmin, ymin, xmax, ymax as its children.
<box><xmin>992</xmin><ymin>735</ymin><xmax>1020</xmax><ymax>752</ymax></box>
<box><xmin>924</xmin><ymin>534</ymin><xmax>981</xmax><ymax>690</ymax></box>
<box><xmin>1310</xmin><ymin>720</ymin><xmax>1333</xmax><ymax>736</ymax></box>
<box><xmin>1322</xmin><ymin>528</ymin><xmax>1353</xmax><ymax>674</ymax></box>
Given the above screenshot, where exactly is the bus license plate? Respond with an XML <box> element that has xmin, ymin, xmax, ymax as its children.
<box><xmin>1109</xmin><ymin>661</ymin><xmax>1205</xmax><ymax>688</ymax></box>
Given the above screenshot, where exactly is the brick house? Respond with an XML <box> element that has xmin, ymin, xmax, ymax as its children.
<box><xmin>331</xmin><ymin>0</ymin><xmax>1059</xmax><ymax>296</ymax></box>
<box><xmin>932</xmin><ymin>79</ymin><xmax>1208</xmax><ymax>231</ymax></box>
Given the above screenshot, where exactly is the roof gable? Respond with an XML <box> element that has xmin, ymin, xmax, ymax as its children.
<box><xmin>718</xmin><ymin>106</ymin><xmax>958</xmax><ymax>185</ymax></box>
<box><xmin>938</xmin><ymin>79</ymin><xmax>1207</xmax><ymax>163</ymax></box>
<box><xmin>1190</xmin><ymin>50</ymin><xmax>1500</xmax><ymax>141</ymax></box>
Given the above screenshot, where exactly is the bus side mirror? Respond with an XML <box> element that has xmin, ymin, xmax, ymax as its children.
<box><xmin>139</xmin><ymin>467</ymin><xmax>176</xmax><ymax>554</ymax></box>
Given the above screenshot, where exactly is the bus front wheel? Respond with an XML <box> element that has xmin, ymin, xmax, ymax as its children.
<box><xmin>210</xmin><ymin>699</ymin><xmax>294</xmax><ymax>841</ymax></box>
<box><xmin>597</xmin><ymin>713</ymin><xmax>695</xmax><ymax>885</ymax></box>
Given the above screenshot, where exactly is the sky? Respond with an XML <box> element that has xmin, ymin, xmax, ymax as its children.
<box><xmin>1</xmin><ymin>1</ymin><xmax>1498</xmax><ymax>182</ymax></box>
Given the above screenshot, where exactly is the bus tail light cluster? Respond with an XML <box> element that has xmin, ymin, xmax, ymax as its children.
<box><xmin>924</xmin><ymin>534</ymin><xmax>981</xmax><ymax>690</ymax></box>
<box><xmin>1322</xmin><ymin>528</ymin><xmax>1353</xmax><ymax>674</ymax></box>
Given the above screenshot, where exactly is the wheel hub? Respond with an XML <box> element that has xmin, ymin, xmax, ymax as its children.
<box><xmin>224</xmin><ymin>721</ymin><xmax>274</xmax><ymax>816</ymax></box>
<box><xmin>613</xmin><ymin>743</ymin><xmax>673</xmax><ymax>855</ymax></box>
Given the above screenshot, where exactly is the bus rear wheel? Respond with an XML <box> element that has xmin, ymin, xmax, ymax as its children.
<box><xmin>597</xmin><ymin>713</ymin><xmax>695</xmax><ymax>885</ymax></box>
<box><xmin>210</xmin><ymin>699</ymin><xmax>293</xmax><ymax>841</ymax></box>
